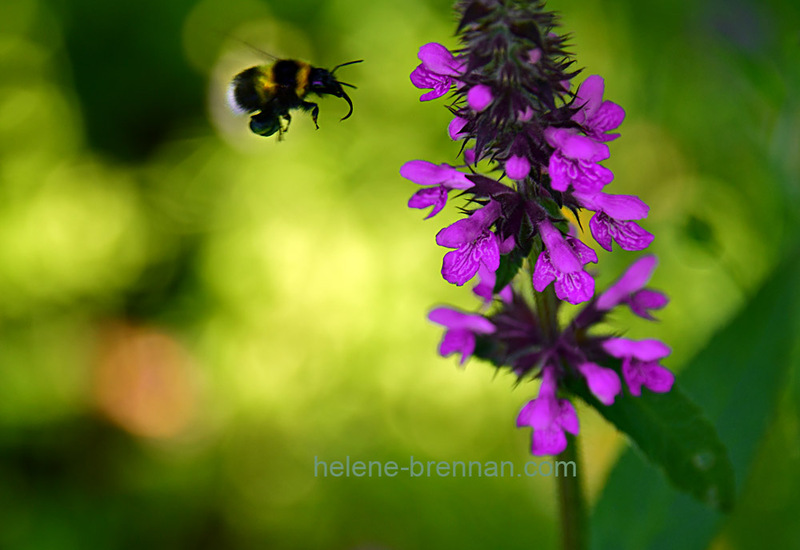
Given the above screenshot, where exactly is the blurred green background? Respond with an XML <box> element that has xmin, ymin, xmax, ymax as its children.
<box><xmin>1</xmin><ymin>0</ymin><xmax>799</xmax><ymax>548</ymax></box>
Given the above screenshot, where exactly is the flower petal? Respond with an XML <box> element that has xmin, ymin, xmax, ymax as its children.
<box><xmin>566</xmin><ymin>235</ymin><xmax>598</xmax><ymax>266</ymax></box>
<box><xmin>407</xmin><ymin>186</ymin><xmax>447</xmax><ymax>219</ymax></box>
<box><xmin>577</xmin><ymin>362</ymin><xmax>621</xmax><ymax>405</ymax></box>
<box><xmin>525</xmin><ymin>396</ymin><xmax>558</xmax><ymax>430</ymax></box>
<box><xmin>574</xmin><ymin>75</ymin><xmax>605</xmax><ymax>122</ymax></box>
<box><xmin>516</xmin><ymin>399</ymin><xmax>537</xmax><ymax>426</ymax></box>
<box><xmin>590</xmin><ymin>213</ymin><xmax>653</xmax><ymax>251</ymax></box>
<box><xmin>506</xmin><ymin>155</ymin><xmax>531</xmax><ymax>180</ymax></box>
<box><xmin>418</xmin><ymin>43</ymin><xmax>460</xmax><ymax>76</ymax></box>
<box><xmin>409</xmin><ymin>64</ymin><xmax>436</xmax><ymax>88</ymax></box>
<box><xmin>419</xmin><ymin>86</ymin><xmax>450</xmax><ymax>101</ymax></box>
<box><xmin>596</xmin><ymin>255</ymin><xmax>658</xmax><ymax>310</ymax></box>
<box><xmin>448</xmin><ymin>116</ymin><xmax>468</xmax><ymax>140</ymax></box>
<box><xmin>556</xmin><ymin>399</ymin><xmax>580</xmax><ymax>434</ymax></box>
<box><xmin>477</xmin><ymin>233</ymin><xmax>500</xmax><ymax>271</ymax></box>
<box><xmin>400</xmin><ymin>161</ymin><xmax>472</xmax><ymax>189</ymax></box>
<box><xmin>436</xmin><ymin>218</ymin><xmax>482</xmax><ymax>248</ymax></box>
<box><xmin>622</xmin><ymin>359</ymin><xmax>674</xmax><ymax>396</ymax></box>
<box><xmin>629</xmin><ymin>289</ymin><xmax>669</xmax><ymax>319</ymax></box>
<box><xmin>532</xmin><ymin>252</ymin><xmax>557</xmax><ymax>292</ymax></box>
<box><xmin>547</xmin><ymin>153</ymin><xmax>572</xmax><ymax>192</ymax></box>
<box><xmin>399</xmin><ymin>160</ymin><xmax>444</xmax><ymax>185</ymax></box>
<box><xmin>554</xmin><ymin>269</ymin><xmax>595</xmax><ymax>305</ymax></box>
<box><xmin>572</xmin><ymin>161</ymin><xmax>614</xmax><ymax>194</ymax></box>
<box><xmin>559</xmin><ymin>134</ymin><xmax>609</xmax><ymax>162</ymax></box>
<box><xmin>439</xmin><ymin>329</ymin><xmax>475</xmax><ymax>364</ymax></box>
<box><xmin>539</xmin><ymin>220</ymin><xmax>582</xmax><ymax>274</ymax></box>
<box><xmin>576</xmin><ymin>192</ymin><xmax>649</xmax><ymax>220</ymax></box>
<box><xmin>467</xmin><ymin>84</ymin><xmax>493</xmax><ymax>111</ymax></box>
<box><xmin>590</xmin><ymin>101</ymin><xmax>626</xmax><ymax>140</ymax></box>
<box><xmin>442</xmin><ymin>244</ymin><xmax>481</xmax><ymax>285</ymax></box>
<box><xmin>428</xmin><ymin>308</ymin><xmax>495</xmax><ymax>333</ymax></box>
<box><xmin>603</xmin><ymin>338</ymin><xmax>671</xmax><ymax>361</ymax></box>
<box><xmin>641</xmin><ymin>363</ymin><xmax>675</xmax><ymax>393</ymax></box>
<box><xmin>531</xmin><ymin>427</ymin><xmax>568</xmax><ymax>455</ymax></box>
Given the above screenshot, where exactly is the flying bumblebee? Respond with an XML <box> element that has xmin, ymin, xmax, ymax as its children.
<box><xmin>227</xmin><ymin>57</ymin><xmax>363</xmax><ymax>139</ymax></box>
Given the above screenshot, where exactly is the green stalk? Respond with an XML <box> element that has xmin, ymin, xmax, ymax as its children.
<box><xmin>556</xmin><ymin>434</ymin><xmax>588</xmax><ymax>550</ymax></box>
<box><xmin>528</xmin><ymin>256</ymin><xmax>587</xmax><ymax>549</ymax></box>
<box><xmin>534</xmin><ymin>283</ymin><xmax>559</xmax><ymax>341</ymax></box>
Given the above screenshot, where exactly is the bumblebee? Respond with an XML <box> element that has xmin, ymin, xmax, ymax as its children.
<box><xmin>227</xmin><ymin>58</ymin><xmax>362</xmax><ymax>138</ymax></box>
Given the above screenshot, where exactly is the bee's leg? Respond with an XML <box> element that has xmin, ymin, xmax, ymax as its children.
<box><xmin>301</xmin><ymin>101</ymin><xmax>320</xmax><ymax>129</ymax></box>
<box><xmin>280</xmin><ymin>113</ymin><xmax>291</xmax><ymax>140</ymax></box>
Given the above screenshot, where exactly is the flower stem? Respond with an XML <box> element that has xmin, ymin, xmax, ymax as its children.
<box><xmin>534</xmin><ymin>283</ymin><xmax>559</xmax><ymax>342</ymax></box>
<box><xmin>556</xmin><ymin>434</ymin><xmax>588</xmax><ymax>550</ymax></box>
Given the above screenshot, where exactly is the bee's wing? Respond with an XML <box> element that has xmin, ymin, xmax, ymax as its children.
<box><xmin>238</xmin><ymin>40</ymin><xmax>279</xmax><ymax>61</ymax></box>
<box><xmin>217</xmin><ymin>31</ymin><xmax>280</xmax><ymax>61</ymax></box>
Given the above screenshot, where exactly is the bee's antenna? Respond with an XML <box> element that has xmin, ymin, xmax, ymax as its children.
<box><xmin>331</xmin><ymin>59</ymin><xmax>364</xmax><ymax>74</ymax></box>
<box><xmin>338</xmin><ymin>81</ymin><xmax>357</xmax><ymax>89</ymax></box>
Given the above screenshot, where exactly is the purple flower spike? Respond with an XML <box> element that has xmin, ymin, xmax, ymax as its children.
<box><xmin>576</xmin><ymin>362</ymin><xmax>621</xmax><ymax>405</ymax></box>
<box><xmin>410</xmin><ymin>43</ymin><xmax>463</xmax><ymax>101</ymax></box>
<box><xmin>436</xmin><ymin>201</ymin><xmax>502</xmax><ymax>285</ymax></box>
<box><xmin>596</xmin><ymin>255</ymin><xmax>668</xmax><ymax>319</ymax></box>
<box><xmin>401</xmin><ymin>160</ymin><xmax>474</xmax><ymax>219</ymax></box>
<box><xmin>505</xmin><ymin>155</ymin><xmax>531</xmax><ymax>180</ymax></box>
<box><xmin>572</xmin><ymin>75</ymin><xmax>626</xmax><ymax>142</ymax></box>
<box><xmin>402</xmin><ymin>0</ymin><xmax>675</xmax><ymax>460</ymax></box>
<box><xmin>533</xmin><ymin>220</ymin><xmax>597</xmax><ymax>304</ymax></box>
<box><xmin>517</xmin><ymin>367</ymin><xmax>580</xmax><ymax>455</ymax></box>
<box><xmin>467</xmin><ymin>84</ymin><xmax>493</xmax><ymax>111</ymax></box>
<box><xmin>545</xmin><ymin>128</ymin><xmax>614</xmax><ymax>194</ymax></box>
<box><xmin>429</xmin><ymin>307</ymin><xmax>495</xmax><ymax>365</ymax></box>
<box><xmin>602</xmin><ymin>338</ymin><xmax>674</xmax><ymax>396</ymax></box>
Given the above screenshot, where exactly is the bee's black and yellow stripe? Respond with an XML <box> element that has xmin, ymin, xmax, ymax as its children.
<box><xmin>293</xmin><ymin>62</ymin><xmax>311</xmax><ymax>98</ymax></box>
<box><xmin>228</xmin><ymin>60</ymin><xmax>312</xmax><ymax>114</ymax></box>
<box><xmin>265</xmin><ymin>60</ymin><xmax>311</xmax><ymax>99</ymax></box>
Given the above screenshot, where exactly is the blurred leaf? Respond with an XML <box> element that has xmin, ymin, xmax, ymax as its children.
<box><xmin>682</xmin><ymin>213</ymin><xmax>719</xmax><ymax>251</ymax></box>
<box><xmin>52</xmin><ymin>0</ymin><xmax>204</xmax><ymax>161</ymax></box>
<box><xmin>590</xmin><ymin>247</ymin><xmax>800</xmax><ymax>550</ymax></box>
<box><xmin>568</xmin><ymin>379</ymin><xmax>735</xmax><ymax>512</ymax></box>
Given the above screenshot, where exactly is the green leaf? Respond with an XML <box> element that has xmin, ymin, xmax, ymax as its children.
<box><xmin>590</xmin><ymin>249</ymin><xmax>800</xmax><ymax>550</ymax></box>
<box><xmin>540</xmin><ymin>196</ymin><xmax>566</xmax><ymax>221</ymax></box>
<box><xmin>493</xmin><ymin>245</ymin><xmax>528</xmax><ymax>294</ymax></box>
<box><xmin>493</xmin><ymin>255</ymin><xmax>521</xmax><ymax>294</ymax></box>
<box><xmin>567</xmin><ymin>377</ymin><xmax>735</xmax><ymax>512</ymax></box>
